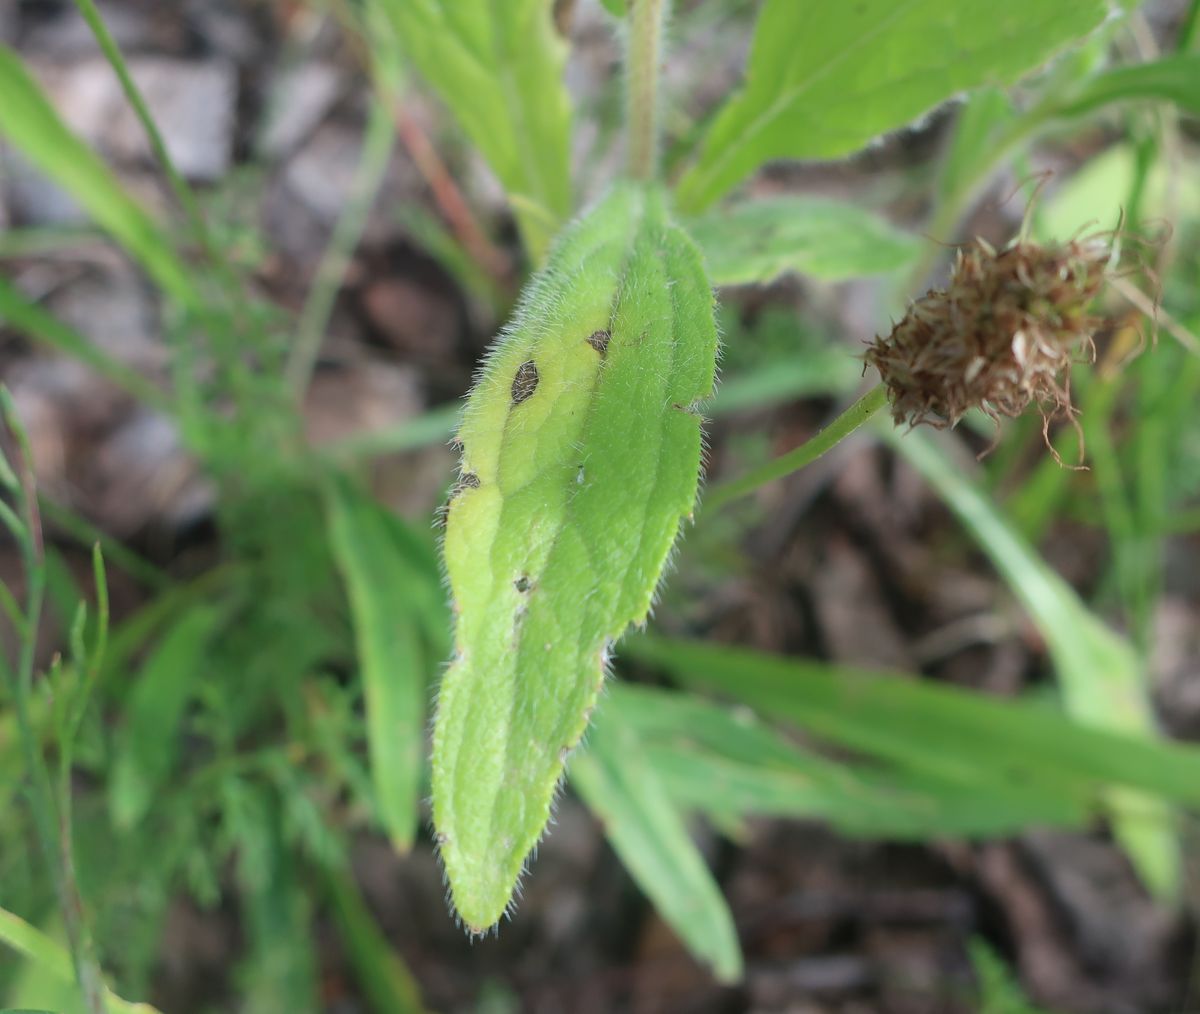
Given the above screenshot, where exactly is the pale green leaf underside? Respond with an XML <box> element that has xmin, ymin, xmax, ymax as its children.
<box><xmin>889</xmin><ymin>430</ymin><xmax>1179</xmax><ymax>898</ymax></box>
<box><xmin>380</xmin><ymin>0</ymin><xmax>572</xmax><ymax>260</ymax></box>
<box><xmin>571</xmin><ymin>708</ymin><xmax>742</xmax><ymax>983</ymax></box>
<box><xmin>689</xmin><ymin>196</ymin><xmax>920</xmax><ymax>286</ymax></box>
<box><xmin>677</xmin><ymin>0</ymin><xmax>1109</xmax><ymax>212</ymax></box>
<box><xmin>434</xmin><ymin>184</ymin><xmax>719</xmax><ymax>931</ymax></box>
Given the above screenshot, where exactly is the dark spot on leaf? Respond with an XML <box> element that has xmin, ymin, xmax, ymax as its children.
<box><xmin>512</xmin><ymin>360</ymin><xmax>539</xmax><ymax>403</ymax></box>
<box><xmin>515</xmin><ymin>575</ymin><xmax>531</xmax><ymax>593</ymax></box>
<box><xmin>441</xmin><ymin>472</ymin><xmax>480</xmax><ymax>521</ymax></box>
<box><xmin>585</xmin><ymin>329</ymin><xmax>611</xmax><ymax>355</ymax></box>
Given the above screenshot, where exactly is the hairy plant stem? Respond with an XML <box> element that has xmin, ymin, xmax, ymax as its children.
<box><xmin>704</xmin><ymin>385</ymin><xmax>888</xmax><ymax>511</ymax></box>
<box><xmin>626</xmin><ymin>0</ymin><xmax>668</xmax><ymax>182</ymax></box>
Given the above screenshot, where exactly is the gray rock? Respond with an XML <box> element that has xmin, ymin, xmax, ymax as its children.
<box><xmin>259</xmin><ymin>63</ymin><xmax>344</xmax><ymax>158</ymax></box>
<box><xmin>45</xmin><ymin>265</ymin><xmax>163</xmax><ymax>370</ymax></box>
<box><xmin>31</xmin><ymin>55</ymin><xmax>237</xmax><ymax>181</ymax></box>
<box><xmin>282</xmin><ymin>121</ymin><xmax>365</xmax><ymax>224</ymax></box>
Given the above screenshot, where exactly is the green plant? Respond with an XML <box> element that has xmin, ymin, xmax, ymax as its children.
<box><xmin>1</xmin><ymin>0</ymin><xmax>1198</xmax><ymax>1008</ymax></box>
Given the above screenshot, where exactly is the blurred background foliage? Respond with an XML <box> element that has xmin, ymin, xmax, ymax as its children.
<box><xmin>0</xmin><ymin>0</ymin><xmax>1199</xmax><ymax>1011</ymax></box>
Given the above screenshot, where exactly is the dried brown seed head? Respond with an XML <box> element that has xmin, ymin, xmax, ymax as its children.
<box><xmin>865</xmin><ymin>236</ymin><xmax>1113</xmax><ymax>449</ymax></box>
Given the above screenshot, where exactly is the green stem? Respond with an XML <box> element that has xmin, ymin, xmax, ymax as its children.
<box><xmin>704</xmin><ymin>385</ymin><xmax>888</xmax><ymax>511</ymax></box>
<box><xmin>70</xmin><ymin>0</ymin><xmax>257</xmax><ymax>419</ymax></box>
<box><xmin>626</xmin><ymin>0</ymin><xmax>668</xmax><ymax>182</ymax></box>
<box><xmin>70</xmin><ymin>0</ymin><xmax>240</xmax><ymax>305</ymax></box>
<box><xmin>286</xmin><ymin>95</ymin><xmax>396</xmax><ymax>398</ymax></box>
<box><xmin>1181</xmin><ymin>0</ymin><xmax>1200</xmax><ymax>52</ymax></box>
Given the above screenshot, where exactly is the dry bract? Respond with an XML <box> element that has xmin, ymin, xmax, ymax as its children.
<box><xmin>866</xmin><ymin>236</ymin><xmax>1113</xmax><ymax>447</ymax></box>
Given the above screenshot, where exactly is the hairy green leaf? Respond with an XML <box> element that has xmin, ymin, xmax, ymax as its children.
<box><xmin>379</xmin><ymin>0</ymin><xmax>572</xmax><ymax>261</ymax></box>
<box><xmin>889</xmin><ymin>430</ymin><xmax>1180</xmax><ymax>899</ymax></box>
<box><xmin>326</xmin><ymin>478</ymin><xmax>446</xmax><ymax>851</ymax></box>
<box><xmin>0</xmin><ymin>46</ymin><xmax>201</xmax><ymax>311</ymax></box>
<box><xmin>109</xmin><ymin>606</ymin><xmax>223</xmax><ymax>829</ymax></box>
<box><xmin>571</xmin><ymin>713</ymin><xmax>742</xmax><ymax>983</ymax></box>
<box><xmin>689</xmin><ymin>197</ymin><xmax>919</xmax><ymax>286</ymax></box>
<box><xmin>434</xmin><ymin>183</ymin><xmax>719</xmax><ymax>931</ymax></box>
<box><xmin>676</xmin><ymin>0</ymin><xmax>1109</xmax><ymax>211</ymax></box>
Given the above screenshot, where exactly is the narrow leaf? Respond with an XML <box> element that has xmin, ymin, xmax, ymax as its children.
<box><xmin>689</xmin><ymin>197</ymin><xmax>920</xmax><ymax>286</ymax></box>
<box><xmin>325</xmin><ymin>870</ymin><xmax>428</xmax><ymax>1014</ymax></box>
<box><xmin>325</xmin><ymin>477</ymin><xmax>445</xmax><ymax>851</ymax></box>
<box><xmin>571</xmin><ymin>713</ymin><xmax>742</xmax><ymax>982</ymax></box>
<box><xmin>0</xmin><ymin>907</ymin><xmax>161</xmax><ymax>1014</ymax></box>
<box><xmin>1047</xmin><ymin>53</ymin><xmax>1200</xmax><ymax>120</ymax></box>
<box><xmin>0</xmin><ymin>276</ymin><xmax>166</xmax><ymax>409</ymax></box>
<box><xmin>434</xmin><ymin>183</ymin><xmax>719</xmax><ymax>930</ymax></box>
<box><xmin>0</xmin><ymin>46</ymin><xmax>202</xmax><ymax>311</ymax></box>
<box><xmin>676</xmin><ymin>0</ymin><xmax>1108</xmax><ymax>211</ymax></box>
<box><xmin>379</xmin><ymin>0</ymin><xmax>572</xmax><ymax>260</ymax></box>
<box><xmin>109</xmin><ymin>605</ymin><xmax>223</xmax><ymax>828</ymax></box>
<box><xmin>627</xmin><ymin>637</ymin><xmax>1200</xmax><ymax>810</ymax></box>
<box><xmin>607</xmin><ymin>685</ymin><xmax>1089</xmax><ymax>836</ymax></box>
<box><xmin>889</xmin><ymin>429</ymin><xmax>1181</xmax><ymax>898</ymax></box>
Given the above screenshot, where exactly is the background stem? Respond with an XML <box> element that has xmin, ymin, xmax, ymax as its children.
<box><xmin>626</xmin><ymin>0</ymin><xmax>668</xmax><ymax>181</ymax></box>
<box><xmin>704</xmin><ymin>385</ymin><xmax>888</xmax><ymax>511</ymax></box>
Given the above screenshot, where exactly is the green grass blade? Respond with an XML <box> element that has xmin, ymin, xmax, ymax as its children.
<box><xmin>887</xmin><ymin>429</ymin><xmax>1178</xmax><ymax>897</ymax></box>
<box><xmin>324</xmin><ymin>869</ymin><xmax>427</xmax><ymax>1014</ymax></box>
<box><xmin>608</xmin><ymin>685</ymin><xmax>1089</xmax><ymax>836</ymax></box>
<box><xmin>1046</xmin><ymin>53</ymin><xmax>1200</xmax><ymax>120</ymax></box>
<box><xmin>325</xmin><ymin>478</ymin><xmax>444</xmax><ymax>851</ymax></box>
<box><xmin>0</xmin><ymin>45</ymin><xmax>202</xmax><ymax>312</ymax></box>
<box><xmin>0</xmin><ymin>277</ymin><xmax>167</xmax><ymax>410</ymax></box>
<box><xmin>626</xmin><ymin>636</ymin><xmax>1200</xmax><ymax>810</ymax></box>
<box><xmin>69</xmin><ymin>0</ymin><xmax>239</xmax><ymax>302</ymax></box>
<box><xmin>571</xmin><ymin>712</ymin><xmax>743</xmax><ymax>983</ymax></box>
<box><xmin>0</xmin><ymin>906</ymin><xmax>160</xmax><ymax>1014</ymax></box>
<box><xmin>287</xmin><ymin>95</ymin><xmax>396</xmax><ymax>395</ymax></box>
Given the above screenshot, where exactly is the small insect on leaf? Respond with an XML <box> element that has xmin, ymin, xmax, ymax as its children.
<box><xmin>433</xmin><ymin>182</ymin><xmax>719</xmax><ymax>933</ymax></box>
